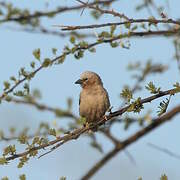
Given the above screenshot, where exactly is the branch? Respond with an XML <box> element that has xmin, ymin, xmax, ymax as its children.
<box><xmin>3</xmin><ymin>87</ymin><xmax>179</xmax><ymax>162</ymax></box>
<box><xmin>10</xmin><ymin>97</ymin><xmax>78</xmax><ymax>120</ymax></box>
<box><xmin>0</xmin><ymin>0</ymin><xmax>115</xmax><ymax>23</ymax></box>
<box><xmin>60</xmin><ymin>18</ymin><xmax>180</xmax><ymax>31</ymax></box>
<box><xmin>81</xmin><ymin>105</ymin><xmax>180</xmax><ymax>180</ymax></box>
<box><xmin>76</xmin><ymin>0</ymin><xmax>129</xmax><ymax>20</ymax></box>
<box><xmin>147</xmin><ymin>142</ymin><xmax>180</xmax><ymax>160</ymax></box>
<box><xmin>1</xmin><ymin>28</ymin><xmax>179</xmax><ymax>101</ymax></box>
<box><xmin>6</xmin><ymin>26</ymin><xmax>95</xmax><ymax>39</ymax></box>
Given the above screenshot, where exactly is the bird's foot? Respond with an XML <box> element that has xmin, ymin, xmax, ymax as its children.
<box><xmin>84</xmin><ymin>122</ymin><xmax>94</xmax><ymax>134</ymax></box>
<box><xmin>103</xmin><ymin>115</ymin><xmax>108</xmax><ymax>121</ymax></box>
<box><xmin>107</xmin><ymin>106</ymin><xmax>113</xmax><ymax>114</ymax></box>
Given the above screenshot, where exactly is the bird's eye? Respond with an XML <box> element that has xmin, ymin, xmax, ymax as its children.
<box><xmin>84</xmin><ymin>78</ymin><xmax>88</xmax><ymax>81</ymax></box>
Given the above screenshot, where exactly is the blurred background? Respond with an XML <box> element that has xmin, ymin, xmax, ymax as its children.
<box><xmin>0</xmin><ymin>0</ymin><xmax>180</xmax><ymax>179</ymax></box>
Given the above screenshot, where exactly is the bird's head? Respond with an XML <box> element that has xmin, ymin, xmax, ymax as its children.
<box><xmin>75</xmin><ymin>71</ymin><xmax>103</xmax><ymax>89</ymax></box>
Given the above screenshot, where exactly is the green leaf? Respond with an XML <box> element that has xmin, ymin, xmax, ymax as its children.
<box><xmin>70</xmin><ymin>36</ymin><xmax>76</xmax><ymax>44</ymax></box>
<box><xmin>55</xmin><ymin>109</ymin><xmax>64</xmax><ymax>117</ymax></box>
<box><xmin>172</xmin><ymin>82</ymin><xmax>180</xmax><ymax>94</ymax></box>
<box><xmin>120</xmin><ymin>87</ymin><xmax>133</xmax><ymax>102</ymax></box>
<box><xmin>19</xmin><ymin>174</ymin><xmax>26</xmax><ymax>180</ymax></box>
<box><xmin>127</xmin><ymin>97</ymin><xmax>144</xmax><ymax>113</ymax></box>
<box><xmin>0</xmin><ymin>157</ymin><xmax>8</xmax><ymax>165</ymax></box>
<box><xmin>30</xmin><ymin>61</ymin><xmax>35</xmax><ymax>68</ymax></box>
<box><xmin>74</xmin><ymin>50</ymin><xmax>84</xmax><ymax>59</ymax></box>
<box><xmin>1</xmin><ymin>177</ymin><xmax>9</xmax><ymax>180</ymax></box>
<box><xmin>3</xmin><ymin>81</ymin><xmax>10</xmax><ymax>91</ymax></box>
<box><xmin>90</xmin><ymin>141</ymin><xmax>103</xmax><ymax>153</ymax></box>
<box><xmin>3</xmin><ymin>145</ymin><xmax>16</xmax><ymax>156</ymax></box>
<box><xmin>57</xmin><ymin>54</ymin><xmax>66</xmax><ymax>64</ymax></box>
<box><xmin>157</xmin><ymin>97</ymin><xmax>170</xmax><ymax>116</ymax></box>
<box><xmin>33</xmin><ymin>48</ymin><xmax>41</xmax><ymax>61</ymax></box>
<box><xmin>110</xmin><ymin>41</ymin><xmax>119</xmax><ymax>48</ymax></box>
<box><xmin>77</xmin><ymin>117</ymin><xmax>86</xmax><ymax>125</ymax></box>
<box><xmin>52</xmin><ymin>48</ymin><xmax>57</xmax><ymax>55</ymax></box>
<box><xmin>23</xmin><ymin>83</ymin><xmax>29</xmax><ymax>94</ymax></box>
<box><xmin>42</xmin><ymin>58</ymin><xmax>51</xmax><ymax>67</ymax></box>
<box><xmin>5</xmin><ymin>95</ymin><xmax>12</xmax><ymax>102</ymax></box>
<box><xmin>88</xmin><ymin>48</ymin><xmax>96</xmax><ymax>53</ymax></box>
<box><xmin>145</xmin><ymin>82</ymin><xmax>161</xmax><ymax>94</ymax></box>
<box><xmin>125</xmin><ymin>22</ymin><xmax>131</xmax><ymax>29</ymax></box>
<box><xmin>14</xmin><ymin>91</ymin><xmax>24</xmax><ymax>97</ymax></box>
<box><xmin>59</xmin><ymin>177</ymin><xmax>66</xmax><ymax>180</ymax></box>
<box><xmin>10</xmin><ymin>76</ymin><xmax>17</xmax><ymax>82</ymax></box>
<box><xmin>18</xmin><ymin>134</ymin><xmax>28</xmax><ymax>144</ymax></box>
<box><xmin>49</xmin><ymin>128</ymin><xmax>56</xmax><ymax>137</ymax></box>
<box><xmin>160</xmin><ymin>174</ymin><xmax>168</xmax><ymax>180</ymax></box>
<box><xmin>18</xmin><ymin>156</ymin><xmax>29</xmax><ymax>168</ymax></box>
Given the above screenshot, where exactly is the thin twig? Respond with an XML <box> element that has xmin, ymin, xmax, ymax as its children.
<box><xmin>148</xmin><ymin>142</ymin><xmax>180</xmax><ymax>160</ymax></box>
<box><xmin>60</xmin><ymin>18</ymin><xmax>180</xmax><ymax>31</ymax></box>
<box><xmin>0</xmin><ymin>0</ymin><xmax>116</xmax><ymax>23</ymax></box>
<box><xmin>76</xmin><ymin>0</ymin><xmax>129</xmax><ymax>20</ymax></box>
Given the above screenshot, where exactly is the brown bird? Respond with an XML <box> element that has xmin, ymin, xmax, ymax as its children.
<box><xmin>75</xmin><ymin>71</ymin><xmax>110</xmax><ymax>129</ymax></box>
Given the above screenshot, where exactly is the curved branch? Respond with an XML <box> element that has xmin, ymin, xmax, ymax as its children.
<box><xmin>3</xmin><ymin>87</ymin><xmax>180</xmax><ymax>162</ymax></box>
<box><xmin>0</xmin><ymin>0</ymin><xmax>115</xmax><ymax>23</ymax></box>
<box><xmin>81</xmin><ymin>105</ymin><xmax>180</xmax><ymax>180</ymax></box>
<box><xmin>1</xmin><ymin>28</ymin><xmax>179</xmax><ymax>101</ymax></box>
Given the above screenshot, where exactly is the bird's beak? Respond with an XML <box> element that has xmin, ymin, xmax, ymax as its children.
<box><xmin>75</xmin><ymin>79</ymin><xmax>83</xmax><ymax>84</ymax></box>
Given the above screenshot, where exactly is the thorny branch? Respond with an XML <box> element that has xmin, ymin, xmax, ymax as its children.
<box><xmin>1</xmin><ymin>28</ymin><xmax>179</xmax><ymax>101</ymax></box>
<box><xmin>3</xmin><ymin>87</ymin><xmax>180</xmax><ymax>162</ymax></box>
<box><xmin>60</xmin><ymin>18</ymin><xmax>180</xmax><ymax>31</ymax></box>
<box><xmin>0</xmin><ymin>0</ymin><xmax>115</xmax><ymax>23</ymax></box>
<box><xmin>76</xmin><ymin>0</ymin><xmax>129</xmax><ymax>20</ymax></box>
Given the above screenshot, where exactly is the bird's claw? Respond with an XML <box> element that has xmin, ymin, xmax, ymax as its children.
<box><xmin>107</xmin><ymin>106</ymin><xmax>113</xmax><ymax>114</ymax></box>
<box><xmin>103</xmin><ymin>115</ymin><xmax>108</xmax><ymax>121</ymax></box>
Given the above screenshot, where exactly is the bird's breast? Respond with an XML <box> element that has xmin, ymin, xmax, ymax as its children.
<box><xmin>79</xmin><ymin>89</ymin><xmax>110</xmax><ymax>122</ymax></box>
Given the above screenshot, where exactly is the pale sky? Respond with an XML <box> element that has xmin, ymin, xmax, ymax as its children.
<box><xmin>0</xmin><ymin>1</ymin><xmax>180</xmax><ymax>179</ymax></box>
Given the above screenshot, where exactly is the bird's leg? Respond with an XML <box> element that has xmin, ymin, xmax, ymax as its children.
<box><xmin>103</xmin><ymin>115</ymin><xmax>108</xmax><ymax>121</ymax></box>
<box><xmin>107</xmin><ymin>106</ymin><xmax>113</xmax><ymax>114</ymax></box>
<box><xmin>83</xmin><ymin>121</ymin><xmax>89</xmax><ymax>128</ymax></box>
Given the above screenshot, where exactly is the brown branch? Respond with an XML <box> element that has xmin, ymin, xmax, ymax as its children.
<box><xmin>0</xmin><ymin>29</ymin><xmax>179</xmax><ymax>101</ymax></box>
<box><xmin>81</xmin><ymin>105</ymin><xmax>180</xmax><ymax>180</ymax></box>
<box><xmin>76</xmin><ymin>0</ymin><xmax>129</xmax><ymax>20</ymax></box>
<box><xmin>0</xmin><ymin>132</ymin><xmax>47</xmax><ymax>142</ymax></box>
<box><xmin>3</xmin><ymin>87</ymin><xmax>180</xmax><ymax>162</ymax></box>
<box><xmin>0</xmin><ymin>0</ymin><xmax>115</xmax><ymax>23</ymax></box>
<box><xmin>6</xmin><ymin>26</ymin><xmax>95</xmax><ymax>39</ymax></box>
<box><xmin>60</xmin><ymin>18</ymin><xmax>180</xmax><ymax>31</ymax></box>
<box><xmin>11</xmin><ymin>97</ymin><xmax>78</xmax><ymax>120</ymax></box>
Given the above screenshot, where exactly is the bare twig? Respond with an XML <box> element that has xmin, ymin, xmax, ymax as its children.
<box><xmin>148</xmin><ymin>142</ymin><xmax>180</xmax><ymax>160</ymax></box>
<box><xmin>0</xmin><ymin>0</ymin><xmax>116</xmax><ymax>23</ymax></box>
<box><xmin>76</xmin><ymin>0</ymin><xmax>129</xmax><ymax>20</ymax></box>
<box><xmin>5</xmin><ymin>26</ymin><xmax>95</xmax><ymax>39</ymax></box>
<box><xmin>60</xmin><ymin>18</ymin><xmax>180</xmax><ymax>31</ymax></box>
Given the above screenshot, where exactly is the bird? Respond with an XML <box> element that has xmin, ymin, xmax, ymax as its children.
<box><xmin>75</xmin><ymin>71</ymin><xmax>110</xmax><ymax>130</ymax></box>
